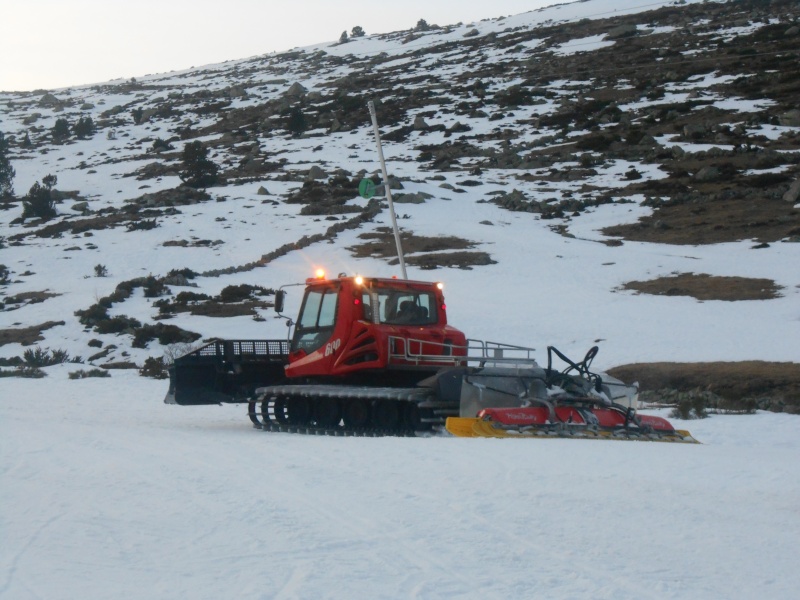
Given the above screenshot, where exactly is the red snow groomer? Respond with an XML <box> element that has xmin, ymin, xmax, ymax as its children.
<box><xmin>165</xmin><ymin>271</ymin><xmax>697</xmax><ymax>443</ymax></box>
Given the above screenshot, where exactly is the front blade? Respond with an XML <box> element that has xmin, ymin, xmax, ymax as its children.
<box><xmin>445</xmin><ymin>417</ymin><xmax>481</xmax><ymax>438</ymax></box>
<box><xmin>449</xmin><ymin>417</ymin><xmax>699</xmax><ymax>443</ymax></box>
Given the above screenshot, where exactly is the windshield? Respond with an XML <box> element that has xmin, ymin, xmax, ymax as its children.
<box><xmin>293</xmin><ymin>286</ymin><xmax>338</xmax><ymax>353</ymax></box>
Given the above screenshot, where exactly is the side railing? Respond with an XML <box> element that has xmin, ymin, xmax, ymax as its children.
<box><xmin>167</xmin><ymin>339</ymin><xmax>291</xmax><ymax>406</ymax></box>
<box><xmin>184</xmin><ymin>339</ymin><xmax>290</xmax><ymax>362</ymax></box>
<box><xmin>387</xmin><ymin>336</ymin><xmax>539</xmax><ymax>368</ymax></box>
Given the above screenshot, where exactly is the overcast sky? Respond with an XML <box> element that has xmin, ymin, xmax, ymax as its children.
<box><xmin>1</xmin><ymin>0</ymin><xmax>552</xmax><ymax>92</ymax></box>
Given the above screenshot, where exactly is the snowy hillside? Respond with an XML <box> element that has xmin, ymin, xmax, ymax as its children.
<box><xmin>1</xmin><ymin>0</ymin><xmax>800</xmax><ymax>597</ymax></box>
<box><xmin>1</xmin><ymin>0</ymin><xmax>798</xmax><ymax>370</ymax></box>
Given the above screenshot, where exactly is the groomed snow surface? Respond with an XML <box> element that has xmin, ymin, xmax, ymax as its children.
<box><xmin>3</xmin><ymin>370</ymin><xmax>799</xmax><ymax>600</ymax></box>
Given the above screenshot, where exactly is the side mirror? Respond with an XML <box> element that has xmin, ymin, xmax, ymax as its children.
<box><xmin>274</xmin><ymin>290</ymin><xmax>286</xmax><ymax>313</ymax></box>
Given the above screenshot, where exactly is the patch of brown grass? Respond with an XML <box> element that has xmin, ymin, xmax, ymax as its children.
<box><xmin>607</xmin><ymin>361</ymin><xmax>800</xmax><ymax>413</ymax></box>
<box><xmin>350</xmin><ymin>228</ymin><xmax>494</xmax><ymax>269</ymax></box>
<box><xmin>188</xmin><ymin>300</ymin><xmax>271</xmax><ymax>318</ymax></box>
<box><xmin>395</xmin><ymin>251</ymin><xmax>496</xmax><ymax>270</ymax></box>
<box><xmin>621</xmin><ymin>272</ymin><xmax>782</xmax><ymax>301</ymax></box>
<box><xmin>350</xmin><ymin>229</ymin><xmax>474</xmax><ymax>257</ymax></box>
<box><xmin>602</xmin><ymin>196</ymin><xmax>800</xmax><ymax>245</ymax></box>
<box><xmin>0</xmin><ymin>321</ymin><xmax>66</xmax><ymax>346</ymax></box>
<box><xmin>2</xmin><ymin>291</ymin><xmax>61</xmax><ymax>310</ymax></box>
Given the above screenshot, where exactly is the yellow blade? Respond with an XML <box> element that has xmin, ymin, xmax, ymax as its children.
<box><xmin>466</xmin><ymin>419</ymin><xmax>701</xmax><ymax>443</ymax></box>
<box><xmin>471</xmin><ymin>420</ymin><xmax>511</xmax><ymax>438</ymax></box>
<box><xmin>445</xmin><ymin>417</ymin><xmax>480</xmax><ymax>437</ymax></box>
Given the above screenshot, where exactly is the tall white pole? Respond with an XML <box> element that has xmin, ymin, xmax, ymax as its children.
<box><xmin>368</xmin><ymin>100</ymin><xmax>408</xmax><ymax>280</ymax></box>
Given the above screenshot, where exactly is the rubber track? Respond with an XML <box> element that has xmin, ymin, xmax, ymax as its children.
<box><xmin>247</xmin><ymin>385</ymin><xmax>458</xmax><ymax>438</ymax></box>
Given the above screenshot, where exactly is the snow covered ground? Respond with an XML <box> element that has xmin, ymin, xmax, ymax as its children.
<box><xmin>3</xmin><ymin>370</ymin><xmax>800</xmax><ymax>600</ymax></box>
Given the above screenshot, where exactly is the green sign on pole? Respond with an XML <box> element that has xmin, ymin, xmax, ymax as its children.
<box><xmin>358</xmin><ymin>178</ymin><xmax>376</xmax><ymax>199</ymax></box>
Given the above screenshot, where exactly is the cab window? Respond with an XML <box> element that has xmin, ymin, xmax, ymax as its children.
<box><xmin>293</xmin><ymin>286</ymin><xmax>338</xmax><ymax>352</ymax></box>
<box><xmin>376</xmin><ymin>289</ymin><xmax>437</xmax><ymax>325</ymax></box>
<box><xmin>361</xmin><ymin>292</ymin><xmax>374</xmax><ymax>322</ymax></box>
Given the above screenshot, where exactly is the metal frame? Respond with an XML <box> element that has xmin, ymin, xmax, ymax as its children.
<box><xmin>387</xmin><ymin>336</ymin><xmax>538</xmax><ymax>367</ymax></box>
<box><xmin>188</xmin><ymin>339</ymin><xmax>290</xmax><ymax>360</ymax></box>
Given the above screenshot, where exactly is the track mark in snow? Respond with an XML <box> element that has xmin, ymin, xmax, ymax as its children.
<box><xmin>0</xmin><ymin>513</ymin><xmax>62</xmax><ymax>598</ymax></box>
<box><xmin>273</xmin><ymin>562</ymin><xmax>313</xmax><ymax>600</ymax></box>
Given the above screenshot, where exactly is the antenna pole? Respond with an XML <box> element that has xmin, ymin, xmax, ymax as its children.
<box><xmin>368</xmin><ymin>100</ymin><xmax>408</xmax><ymax>279</ymax></box>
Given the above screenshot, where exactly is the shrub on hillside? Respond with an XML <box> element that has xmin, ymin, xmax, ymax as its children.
<box><xmin>69</xmin><ymin>368</ymin><xmax>110</xmax><ymax>379</ymax></box>
<box><xmin>175</xmin><ymin>291</ymin><xmax>209</xmax><ymax>304</ymax></box>
<box><xmin>21</xmin><ymin>178</ymin><xmax>58</xmax><ymax>221</ymax></box>
<box><xmin>139</xmin><ymin>356</ymin><xmax>168</xmax><ymax>379</ymax></box>
<box><xmin>141</xmin><ymin>276</ymin><xmax>169</xmax><ymax>298</ymax></box>
<box><xmin>151</xmin><ymin>138</ymin><xmax>174</xmax><ymax>153</ymax></box>
<box><xmin>0</xmin><ymin>366</ymin><xmax>46</xmax><ymax>378</ymax></box>
<box><xmin>52</xmin><ymin>118</ymin><xmax>70</xmax><ymax>142</ymax></box>
<box><xmin>127</xmin><ymin>218</ymin><xmax>159</xmax><ymax>232</ymax></box>
<box><xmin>179</xmin><ymin>141</ymin><xmax>219</xmax><ymax>189</ymax></box>
<box><xmin>23</xmin><ymin>346</ymin><xmax>81</xmax><ymax>367</ymax></box>
<box><xmin>285</xmin><ymin>106</ymin><xmax>307</xmax><ymax>136</ymax></box>
<box><xmin>73</xmin><ymin>116</ymin><xmax>94</xmax><ymax>139</ymax></box>
<box><xmin>95</xmin><ymin>315</ymin><xmax>142</xmax><ymax>335</ymax></box>
<box><xmin>219</xmin><ymin>284</ymin><xmax>270</xmax><ymax>303</ymax></box>
<box><xmin>669</xmin><ymin>389</ymin><xmax>710</xmax><ymax>420</ymax></box>
<box><xmin>131</xmin><ymin>324</ymin><xmax>201</xmax><ymax>348</ymax></box>
<box><xmin>0</xmin><ymin>131</ymin><xmax>14</xmax><ymax>198</ymax></box>
<box><xmin>75</xmin><ymin>303</ymin><xmax>110</xmax><ymax>326</ymax></box>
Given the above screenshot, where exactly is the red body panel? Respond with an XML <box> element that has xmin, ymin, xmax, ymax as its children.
<box><xmin>636</xmin><ymin>414</ymin><xmax>675</xmax><ymax>432</ymax></box>
<box><xmin>480</xmin><ymin>406</ymin><xmax>597</xmax><ymax>426</ymax></box>
<box><xmin>285</xmin><ymin>277</ymin><xmax>467</xmax><ymax>380</ymax></box>
<box><xmin>479</xmin><ymin>406</ymin><xmax>675</xmax><ymax>432</ymax></box>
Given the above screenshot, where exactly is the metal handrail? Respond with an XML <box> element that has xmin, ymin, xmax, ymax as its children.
<box><xmin>387</xmin><ymin>336</ymin><xmax>539</xmax><ymax>367</ymax></box>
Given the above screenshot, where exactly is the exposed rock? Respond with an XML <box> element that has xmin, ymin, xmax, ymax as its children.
<box><xmin>783</xmin><ymin>179</ymin><xmax>800</xmax><ymax>203</ymax></box>
<box><xmin>139</xmin><ymin>108</ymin><xmax>158</xmax><ymax>123</ymax></box>
<box><xmin>307</xmin><ymin>165</ymin><xmax>327</xmax><ymax>180</ymax></box>
<box><xmin>38</xmin><ymin>93</ymin><xmax>61</xmax><ymax>108</ymax></box>
<box><xmin>778</xmin><ymin>110</ymin><xmax>800</xmax><ymax>127</ymax></box>
<box><xmin>683</xmin><ymin>123</ymin><xmax>707</xmax><ymax>139</ymax></box>
<box><xmin>638</xmin><ymin>134</ymin><xmax>658</xmax><ymax>146</ymax></box>
<box><xmin>285</xmin><ymin>82</ymin><xmax>307</xmax><ymax>97</ymax></box>
<box><xmin>394</xmin><ymin>192</ymin><xmax>433</xmax><ymax>204</ymax></box>
<box><xmin>71</xmin><ymin>202</ymin><xmax>89</xmax><ymax>212</ymax></box>
<box><xmin>607</xmin><ymin>24</ymin><xmax>638</xmax><ymax>38</ymax></box>
<box><xmin>375</xmin><ymin>175</ymin><xmax>404</xmax><ymax>193</ymax></box>
<box><xmin>413</xmin><ymin>116</ymin><xmax>430</xmax><ymax>130</ymax></box>
<box><xmin>328</xmin><ymin>117</ymin><xmax>343</xmax><ymax>133</ymax></box>
<box><xmin>695</xmin><ymin>166</ymin><xmax>721</xmax><ymax>182</ymax></box>
<box><xmin>228</xmin><ymin>85</ymin><xmax>248</xmax><ymax>99</ymax></box>
<box><xmin>256</xmin><ymin>186</ymin><xmax>271</xmax><ymax>196</ymax></box>
<box><xmin>448</xmin><ymin>121</ymin><xmax>471</xmax><ymax>133</ymax></box>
